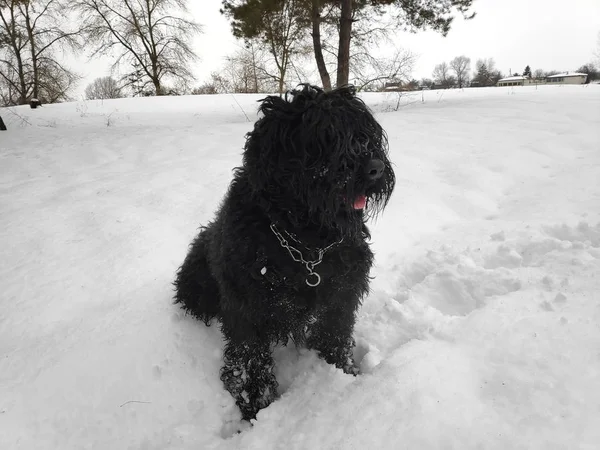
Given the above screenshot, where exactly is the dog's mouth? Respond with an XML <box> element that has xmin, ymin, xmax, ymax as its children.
<box><xmin>342</xmin><ymin>193</ymin><xmax>367</xmax><ymax>210</ymax></box>
<box><xmin>352</xmin><ymin>195</ymin><xmax>367</xmax><ymax>210</ymax></box>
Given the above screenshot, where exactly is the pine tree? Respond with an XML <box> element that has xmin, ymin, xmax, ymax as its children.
<box><xmin>472</xmin><ymin>58</ymin><xmax>502</xmax><ymax>87</ymax></box>
<box><xmin>472</xmin><ymin>61</ymin><xmax>489</xmax><ymax>86</ymax></box>
<box><xmin>576</xmin><ymin>63</ymin><xmax>598</xmax><ymax>83</ymax></box>
<box><xmin>523</xmin><ymin>65</ymin><xmax>532</xmax><ymax>78</ymax></box>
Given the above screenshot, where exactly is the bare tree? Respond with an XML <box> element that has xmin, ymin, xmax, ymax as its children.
<box><xmin>351</xmin><ymin>47</ymin><xmax>416</xmax><ymax>91</ymax></box>
<box><xmin>432</xmin><ymin>61</ymin><xmax>455</xmax><ymax>88</ymax></box>
<box><xmin>85</xmin><ymin>76</ymin><xmax>122</xmax><ymax>99</ymax></box>
<box><xmin>217</xmin><ymin>44</ymin><xmax>277</xmax><ymax>94</ymax></box>
<box><xmin>532</xmin><ymin>68</ymin><xmax>545</xmax><ymax>80</ymax></box>
<box><xmin>37</xmin><ymin>57</ymin><xmax>80</xmax><ymax>102</ymax></box>
<box><xmin>450</xmin><ymin>55</ymin><xmax>470</xmax><ymax>88</ymax></box>
<box><xmin>0</xmin><ymin>0</ymin><xmax>28</xmax><ymax>104</ymax></box>
<box><xmin>222</xmin><ymin>0</ymin><xmax>308</xmax><ymax>94</ymax></box>
<box><xmin>0</xmin><ymin>0</ymin><xmax>81</xmax><ymax>105</ymax></box>
<box><xmin>261</xmin><ymin>0</ymin><xmax>304</xmax><ymax>94</ymax></box>
<box><xmin>77</xmin><ymin>0</ymin><xmax>201</xmax><ymax>96</ymax></box>
<box><xmin>191</xmin><ymin>82</ymin><xmax>218</xmax><ymax>95</ymax></box>
<box><xmin>204</xmin><ymin>72</ymin><xmax>230</xmax><ymax>94</ymax></box>
<box><xmin>19</xmin><ymin>0</ymin><xmax>81</xmax><ymax>100</ymax></box>
<box><xmin>286</xmin><ymin>43</ymin><xmax>318</xmax><ymax>85</ymax></box>
<box><xmin>419</xmin><ymin>78</ymin><xmax>433</xmax><ymax>89</ymax></box>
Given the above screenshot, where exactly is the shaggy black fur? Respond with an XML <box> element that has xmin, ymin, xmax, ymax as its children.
<box><xmin>174</xmin><ymin>84</ymin><xmax>395</xmax><ymax>421</ymax></box>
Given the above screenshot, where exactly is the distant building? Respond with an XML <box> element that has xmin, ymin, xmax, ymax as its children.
<box><xmin>545</xmin><ymin>72</ymin><xmax>587</xmax><ymax>84</ymax></box>
<box><xmin>383</xmin><ymin>81</ymin><xmax>408</xmax><ymax>92</ymax></box>
<box><xmin>497</xmin><ymin>72</ymin><xmax>588</xmax><ymax>87</ymax></box>
<box><xmin>497</xmin><ymin>76</ymin><xmax>535</xmax><ymax>87</ymax></box>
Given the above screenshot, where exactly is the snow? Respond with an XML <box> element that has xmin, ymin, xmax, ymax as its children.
<box><xmin>1</xmin><ymin>84</ymin><xmax>600</xmax><ymax>450</ymax></box>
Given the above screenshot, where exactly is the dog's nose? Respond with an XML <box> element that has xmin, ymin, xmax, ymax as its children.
<box><xmin>365</xmin><ymin>158</ymin><xmax>385</xmax><ymax>181</ymax></box>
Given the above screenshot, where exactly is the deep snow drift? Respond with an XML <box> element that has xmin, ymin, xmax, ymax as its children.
<box><xmin>1</xmin><ymin>85</ymin><xmax>599</xmax><ymax>450</ymax></box>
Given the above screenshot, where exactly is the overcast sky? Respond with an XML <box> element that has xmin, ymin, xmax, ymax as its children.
<box><xmin>75</xmin><ymin>0</ymin><xmax>600</xmax><ymax>94</ymax></box>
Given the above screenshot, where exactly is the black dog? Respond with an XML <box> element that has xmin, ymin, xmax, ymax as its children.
<box><xmin>174</xmin><ymin>84</ymin><xmax>394</xmax><ymax>420</ymax></box>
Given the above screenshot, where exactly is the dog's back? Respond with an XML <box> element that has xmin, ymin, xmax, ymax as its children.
<box><xmin>174</xmin><ymin>226</ymin><xmax>221</xmax><ymax>325</ymax></box>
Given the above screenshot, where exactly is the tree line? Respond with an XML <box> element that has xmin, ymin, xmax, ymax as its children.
<box><xmin>2</xmin><ymin>0</ymin><xmax>477</xmax><ymax>105</ymax></box>
<box><xmin>424</xmin><ymin>58</ymin><xmax>599</xmax><ymax>90</ymax></box>
<box><xmin>2</xmin><ymin>1</ymin><xmax>598</xmax><ymax>106</ymax></box>
<box><xmin>1</xmin><ymin>0</ymin><xmax>200</xmax><ymax>105</ymax></box>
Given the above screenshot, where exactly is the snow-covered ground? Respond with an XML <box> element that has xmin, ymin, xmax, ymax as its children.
<box><xmin>1</xmin><ymin>85</ymin><xmax>599</xmax><ymax>450</ymax></box>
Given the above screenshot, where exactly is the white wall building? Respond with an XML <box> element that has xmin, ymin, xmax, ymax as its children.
<box><xmin>545</xmin><ymin>73</ymin><xmax>588</xmax><ymax>84</ymax></box>
<box><xmin>497</xmin><ymin>72</ymin><xmax>588</xmax><ymax>87</ymax></box>
<box><xmin>497</xmin><ymin>76</ymin><xmax>535</xmax><ymax>87</ymax></box>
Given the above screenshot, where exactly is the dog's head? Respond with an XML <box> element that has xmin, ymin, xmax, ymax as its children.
<box><xmin>242</xmin><ymin>84</ymin><xmax>395</xmax><ymax>233</ymax></box>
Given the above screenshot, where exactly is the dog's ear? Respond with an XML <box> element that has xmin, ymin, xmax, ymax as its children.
<box><xmin>243</xmin><ymin>95</ymin><xmax>293</xmax><ymax>197</ymax></box>
<box><xmin>257</xmin><ymin>94</ymin><xmax>290</xmax><ymax>119</ymax></box>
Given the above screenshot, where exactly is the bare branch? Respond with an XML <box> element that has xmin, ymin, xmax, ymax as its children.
<box><xmin>0</xmin><ymin>0</ymin><xmax>81</xmax><ymax>105</ymax></box>
<box><xmin>76</xmin><ymin>0</ymin><xmax>202</xmax><ymax>96</ymax></box>
<box><xmin>449</xmin><ymin>55</ymin><xmax>471</xmax><ymax>88</ymax></box>
<box><xmin>85</xmin><ymin>75</ymin><xmax>122</xmax><ymax>99</ymax></box>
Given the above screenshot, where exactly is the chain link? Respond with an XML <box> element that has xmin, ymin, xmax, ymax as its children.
<box><xmin>269</xmin><ymin>223</ymin><xmax>343</xmax><ymax>287</ymax></box>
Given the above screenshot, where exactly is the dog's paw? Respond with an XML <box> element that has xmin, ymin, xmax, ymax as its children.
<box><xmin>343</xmin><ymin>360</ymin><xmax>360</xmax><ymax>376</ymax></box>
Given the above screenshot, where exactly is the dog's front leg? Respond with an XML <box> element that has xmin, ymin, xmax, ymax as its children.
<box><xmin>306</xmin><ymin>305</ymin><xmax>359</xmax><ymax>375</ymax></box>
<box><xmin>219</xmin><ymin>327</ymin><xmax>277</xmax><ymax>421</ymax></box>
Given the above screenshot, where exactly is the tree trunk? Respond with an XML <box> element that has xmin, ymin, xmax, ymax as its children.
<box><xmin>251</xmin><ymin>46</ymin><xmax>259</xmax><ymax>93</ymax></box>
<box><xmin>336</xmin><ymin>0</ymin><xmax>352</xmax><ymax>88</ymax></box>
<box><xmin>0</xmin><ymin>115</ymin><xmax>7</xmax><ymax>131</ymax></box>
<box><xmin>15</xmin><ymin>52</ymin><xmax>28</xmax><ymax>104</ymax></box>
<box><xmin>310</xmin><ymin>0</ymin><xmax>331</xmax><ymax>91</ymax></box>
<box><xmin>12</xmin><ymin>33</ymin><xmax>29</xmax><ymax>105</ymax></box>
<box><xmin>151</xmin><ymin>60</ymin><xmax>162</xmax><ymax>95</ymax></box>
<box><xmin>278</xmin><ymin>50</ymin><xmax>288</xmax><ymax>94</ymax></box>
<box><xmin>278</xmin><ymin>67</ymin><xmax>285</xmax><ymax>95</ymax></box>
<box><xmin>153</xmin><ymin>78</ymin><xmax>163</xmax><ymax>95</ymax></box>
<box><xmin>23</xmin><ymin>7</ymin><xmax>39</xmax><ymax>100</ymax></box>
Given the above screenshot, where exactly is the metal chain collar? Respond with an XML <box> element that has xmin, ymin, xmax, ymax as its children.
<box><xmin>269</xmin><ymin>223</ymin><xmax>343</xmax><ymax>287</ymax></box>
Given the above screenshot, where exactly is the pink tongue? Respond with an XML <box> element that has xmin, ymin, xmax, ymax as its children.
<box><xmin>353</xmin><ymin>195</ymin><xmax>367</xmax><ymax>210</ymax></box>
